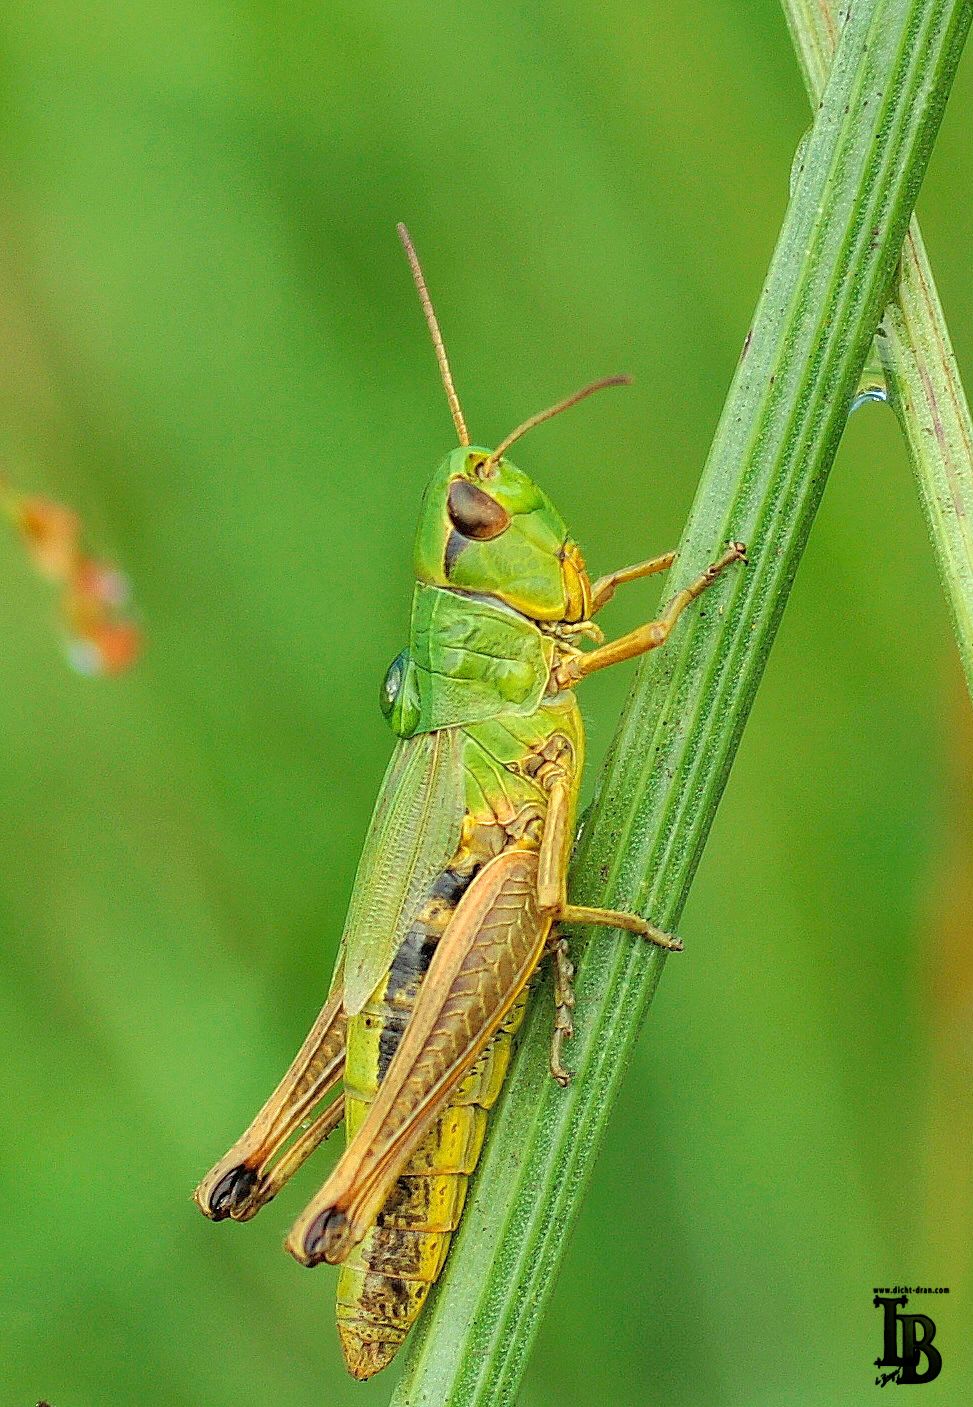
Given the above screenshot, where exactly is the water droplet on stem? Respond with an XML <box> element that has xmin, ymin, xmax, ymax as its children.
<box><xmin>850</xmin><ymin>351</ymin><xmax>890</xmax><ymax>413</ymax></box>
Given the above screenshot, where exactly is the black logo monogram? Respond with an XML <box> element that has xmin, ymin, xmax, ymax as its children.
<box><xmin>874</xmin><ymin>1294</ymin><xmax>942</xmax><ymax>1386</ymax></box>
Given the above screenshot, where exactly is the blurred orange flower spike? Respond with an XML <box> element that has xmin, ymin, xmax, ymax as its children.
<box><xmin>15</xmin><ymin>496</ymin><xmax>79</xmax><ymax>579</ymax></box>
<box><xmin>3</xmin><ymin>480</ymin><xmax>142</xmax><ymax>676</ymax></box>
<box><xmin>65</xmin><ymin>620</ymin><xmax>142</xmax><ymax>677</ymax></box>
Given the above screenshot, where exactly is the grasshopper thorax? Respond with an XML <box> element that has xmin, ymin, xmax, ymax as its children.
<box><xmin>413</xmin><ymin>446</ymin><xmax>591</xmax><ymax>624</ymax></box>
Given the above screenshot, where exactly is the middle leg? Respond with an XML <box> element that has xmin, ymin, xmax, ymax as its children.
<box><xmin>537</xmin><ymin>776</ymin><xmax>682</xmax><ymax>951</ymax></box>
<box><xmin>536</xmin><ymin>778</ymin><xmax>680</xmax><ymax>1085</ymax></box>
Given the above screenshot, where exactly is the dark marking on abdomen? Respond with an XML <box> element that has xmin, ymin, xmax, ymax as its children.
<box><xmin>376</xmin><ymin>864</ymin><xmax>478</xmax><ymax>1082</ymax></box>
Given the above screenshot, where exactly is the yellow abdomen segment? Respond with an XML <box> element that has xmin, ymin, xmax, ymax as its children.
<box><xmin>336</xmin><ymin>987</ymin><xmax>529</xmax><ymax>1380</ymax></box>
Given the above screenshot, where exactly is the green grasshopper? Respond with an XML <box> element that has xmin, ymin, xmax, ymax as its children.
<box><xmin>195</xmin><ymin>225</ymin><xmax>745</xmax><ymax>1380</ymax></box>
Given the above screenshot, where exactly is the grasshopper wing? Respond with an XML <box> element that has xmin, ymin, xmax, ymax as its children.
<box><xmin>342</xmin><ymin>727</ymin><xmax>465</xmax><ymax>1016</ymax></box>
<box><xmin>288</xmin><ymin>846</ymin><xmax>550</xmax><ymax>1264</ymax></box>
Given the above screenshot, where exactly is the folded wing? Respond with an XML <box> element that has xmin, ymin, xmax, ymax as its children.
<box><xmin>342</xmin><ymin>727</ymin><xmax>465</xmax><ymax>1016</ymax></box>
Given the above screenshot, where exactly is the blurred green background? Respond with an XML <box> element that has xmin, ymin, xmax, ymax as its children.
<box><xmin>0</xmin><ymin>3</ymin><xmax>970</xmax><ymax>1405</ymax></box>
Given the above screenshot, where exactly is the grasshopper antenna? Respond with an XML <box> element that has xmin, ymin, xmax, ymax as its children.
<box><xmin>484</xmin><ymin>375</ymin><xmax>631</xmax><ymax>473</ymax></box>
<box><xmin>397</xmin><ymin>222</ymin><xmax>470</xmax><ymax>447</ymax></box>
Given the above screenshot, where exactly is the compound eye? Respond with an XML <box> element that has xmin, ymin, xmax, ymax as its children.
<box><xmin>447</xmin><ymin>479</ymin><xmax>510</xmax><ymax>540</ymax></box>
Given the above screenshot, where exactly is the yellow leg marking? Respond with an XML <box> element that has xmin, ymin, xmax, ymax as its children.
<box><xmin>549</xmin><ymin>936</ymin><xmax>576</xmax><ymax>1087</ymax></box>
<box><xmin>589</xmin><ymin>549</ymin><xmax>677</xmax><ymax>613</ymax></box>
<box><xmin>562</xmin><ymin>541</ymin><xmax>747</xmax><ymax>684</ymax></box>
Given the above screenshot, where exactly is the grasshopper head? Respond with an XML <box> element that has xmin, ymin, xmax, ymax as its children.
<box><xmin>414</xmin><ymin>446</ymin><xmax>591</xmax><ymax>623</ymax></box>
<box><xmin>395</xmin><ymin>224</ymin><xmax>627</xmax><ymax>623</ymax></box>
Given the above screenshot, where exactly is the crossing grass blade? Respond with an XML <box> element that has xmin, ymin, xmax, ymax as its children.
<box><xmin>783</xmin><ymin>0</ymin><xmax>973</xmax><ymax>698</ymax></box>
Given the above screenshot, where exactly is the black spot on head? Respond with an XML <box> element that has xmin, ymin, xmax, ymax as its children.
<box><xmin>444</xmin><ymin>528</ymin><xmax>467</xmax><ymax>576</ymax></box>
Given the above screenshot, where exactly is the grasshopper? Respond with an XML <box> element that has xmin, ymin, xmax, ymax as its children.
<box><xmin>195</xmin><ymin>225</ymin><xmax>746</xmax><ymax>1380</ymax></box>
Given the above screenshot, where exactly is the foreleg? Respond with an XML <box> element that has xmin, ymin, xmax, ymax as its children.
<box><xmin>589</xmin><ymin>549</ymin><xmax>676</xmax><ymax>613</ymax></box>
<box><xmin>560</xmin><ymin>541</ymin><xmax>747</xmax><ymax>685</ymax></box>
